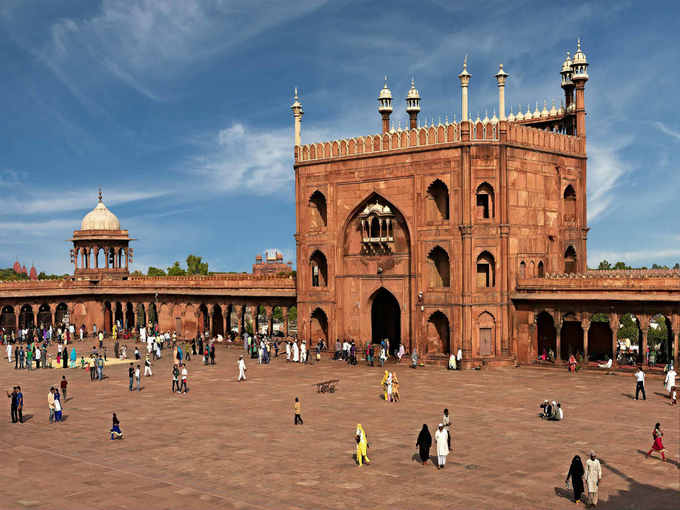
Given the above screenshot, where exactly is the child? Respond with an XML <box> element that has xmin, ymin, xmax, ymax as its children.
<box><xmin>110</xmin><ymin>413</ymin><xmax>124</xmax><ymax>440</ymax></box>
<box><xmin>294</xmin><ymin>397</ymin><xmax>303</xmax><ymax>425</ymax></box>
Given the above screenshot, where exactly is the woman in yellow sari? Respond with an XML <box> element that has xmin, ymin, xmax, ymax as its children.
<box><xmin>355</xmin><ymin>424</ymin><xmax>370</xmax><ymax>466</ymax></box>
<box><xmin>380</xmin><ymin>370</ymin><xmax>389</xmax><ymax>401</ymax></box>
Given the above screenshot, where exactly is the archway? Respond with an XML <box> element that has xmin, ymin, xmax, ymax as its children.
<box><xmin>18</xmin><ymin>304</ymin><xmax>34</xmax><ymax>330</ymax></box>
<box><xmin>649</xmin><ymin>313</ymin><xmax>672</xmax><ymax>366</ymax></box>
<box><xmin>427</xmin><ymin>246</ymin><xmax>450</xmax><ymax>288</ymax></box>
<box><xmin>564</xmin><ymin>246</ymin><xmax>577</xmax><ymax>274</ymax></box>
<box><xmin>135</xmin><ymin>303</ymin><xmax>146</xmax><ymax>330</ymax></box>
<box><xmin>476</xmin><ymin>251</ymin><xmax>495</xmax><ymax>288</ymax></box>
<box><xmin>1</xmin><ymin>305</ymin><xmax>16</xmax><ymax>332</ymax></box>
<box><xmin>198</xmin><ymin>304</ymin><xmax>209</xmax><ymax>335</ymax></box>
<box><xmin>148</xmin><ymin>302</ymin><xmax>158</xmax><ymax>327</ymax></box>
<box><xmin>212</xmin><ymin>304</ymin><xmax>224</xmax><ymax>337</ymax></box>
<box><xmin>426</xmin><ymin>179</ymin><xmax>449</xmax><ymax>221</ymax></box>
<box><xmin>310</xmin><ymin>250</ymin><xmax>328</xmax><ymax>287</ymax></box>
<box><xmin>476</xmin><ymin>182</ymin><xmax>495</xmax><ymax>219</ymax></box>
<box><xmin>125</xmin><ymin>303</ymin><xmax>135</xmax><ymax>331</ymax></box>
<box><xmin>103</xmin><ymin>302</ymin><xmax>112</xmax><ymax>333</ymax></box>
<box><xmin>537</xmin><ymin>311</ymin><xmax>556</xmax><ymax>358</ymax></box>
<box><xmin>560</xmin><ymin>315</ymin><xmax>583</xmax><ymax>360</ymax></box>
<box><xmin>426</xmin><ymin>311</ymin><xmax>450</xmax><ymax>354</ymax></box>
<box><xmin>563</xmin><ymin>185</ymin><xmax>576</xmax><ymax>222</ymax></box>
<box><xmin>55</xmin><ymin>303</ymin><xmax>69</xmax><ymax>326</ymax></box>
<box><xmin>309</xmin><ymin>191</ymin><xmax>327</xmax><ymax>228</ymax></box>
<box><xmin>272</xmin><ymin>306</ymin><xmax>284</xmax><ymax>336</ymax></box>
<box><xmin>37</xmin><ymin>304</ymin><xmax>52</xmax><ymax>328</ymax></box>
<box><xmin>617</xmin><ymin>313</ymin><xmax>641</xmax><ymax>365</ymax></box>
<box><xmin>310</xmin><ymin>307</ymin><xmax>328</xmax><ymax>343</ymax></box>
<box><xmin>588</xmin><ymin>314</ymin><xmax>612</xmax><ymax>361</ymax></box>
<box><xmin>114</xmin><ymin>302</ymin><xmax>124</xmax><ymax>329</ymax></box>
<box><xmin>478</xmin><ymin>312</ymin><xmax>495</xmax><ymax>356</ymax></box>
<box><xmin>371</xmin><ymin>287</ymin><xmax>401</xmax><ymax>354</ymax></box>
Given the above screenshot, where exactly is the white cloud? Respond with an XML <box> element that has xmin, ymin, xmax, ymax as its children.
<box><xmin>587</xmin><ymin>136</ymin><xmax>633</xmax><ymax>222</ymax></box>
<box><xmin>655</xmin><ymin>121</ymin><xmax>680</xmax><ymax>141</ymax></box>
<box><xmin>588</xmin><ymin>248</ymin><xmax>680</xmax><ymax>265</ymax></box>
<box><xmin>0</xmin><ymin>219</ymin><xmax>78</xmax><ymax>236</ymax></box>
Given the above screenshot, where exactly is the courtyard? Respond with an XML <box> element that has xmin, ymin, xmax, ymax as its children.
<box><xmin>1</xmin><ymin>342</ymin><xmax>678</xmax><ymax>510</ymax></box>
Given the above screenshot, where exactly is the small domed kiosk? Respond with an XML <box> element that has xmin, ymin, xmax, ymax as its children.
<box><xmin>70</xmin><ymin>189</ymin><xmax>134</xmax><ymax>280</ymax></box>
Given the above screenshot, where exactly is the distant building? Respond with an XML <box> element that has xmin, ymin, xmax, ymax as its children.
<box><xmin>252</xmin><ymin>250</ymin><xmax>293</xmax><ymax>276</ymax></box>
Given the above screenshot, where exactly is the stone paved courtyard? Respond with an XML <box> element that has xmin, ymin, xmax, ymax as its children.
<box><xmin>1</xmin><ymin>341</ymin><xmax>678</xmax><ymax>509</ymax></box>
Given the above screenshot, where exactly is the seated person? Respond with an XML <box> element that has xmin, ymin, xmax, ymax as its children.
<box><xmin>598</xmin><ymin>358</ymin><xmax>612</xmax><ymax>369</ymax></box>
<box><xmin>110</xmin><ymin>413</ymin><xmax>124</xmax><ymax>440</ymax></box>
<box><xmin>448</xmin><ymin>353</ymin><xmax>456</xmax><ymax>370</ymax></box>
<box><xmin>539</xmin><ymin>399</ymin><xmax>549</xmax><ymax>417</ymax></box>
<box><xmin>548</xmin><ymin>402</ymin><xmax>564</xmax><ymax>421</ymax></box>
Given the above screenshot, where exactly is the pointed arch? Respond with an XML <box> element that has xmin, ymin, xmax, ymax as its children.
<box><xmin>427</xmin><ymin>246</ymin><xmax>450</xmax><ymax>287</ymax></box>
<box><xmin>309</xmin><ymin>190</ymin><xmax>327</xmax><ymax>228</ymax></box>
<box><xmin>478</xmin><ymin>311</ymin><xmax>495</xmax><ymax>356</ymax></box>
<box><xmin>564</xmin><ymin>245</ymin><xmax>577</xmax><ymax>273</ymax></box>
<box><xmin>563</xmin><ymin>184</ymin><xmax>576</xmax><ymax>223</ymax></box>
<box><xmin>310</xmin><ymin>250</ymin><xmax>328</xmax><ymax>287</ymax></box>
<box><xmin>537</xmin><ymin>260</ymin><xmax>545</xmax><ymax>277</ymax></box>
<box><xmin>476</xmin><ymin>182</ymin><xmax>495</xmax><ymax>219</ymax></box>
<box><xmin>426</xmin><ymin>179</ymin><xmax>449</xmax><ymax>221</ymax></box>
<box><xmin>476</xmin><ymin>251</ymin><xmax>496</xmax><ymax>288</ymax></box>
<box><xmin>310</xmin><ymin>307</ymin><xmax>328</xmax><ymax>343</ymax></box>
<box><xmin>370</xmin><ymin>287</ymin><xmax>401</xmax><ymax>352</ymax></box>
<box><xmin>519</xmin><ymin>261</ymin><xmax>526</xmax><ymax>279</ymax></box>
<box><xmin>427</xmin><ymin>310</ymin><xmax>450</xmax><ymax>354</ymax></box>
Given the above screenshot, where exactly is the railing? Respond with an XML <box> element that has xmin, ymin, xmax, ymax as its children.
<box><xmin>506</xmin><ymin>123</ymin><xmax>583</xmax><ymax>154</ymax></box>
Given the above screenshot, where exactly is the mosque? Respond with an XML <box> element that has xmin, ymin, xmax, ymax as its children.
<box><xmin>1</xmin><ymin>41</ymin><xmax>678</xmax><ymax>369</ymax></box>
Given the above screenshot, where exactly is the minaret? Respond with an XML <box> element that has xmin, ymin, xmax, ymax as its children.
<box><xmin>378</xmin><ymin>77</ymin><xmax>393</xmax><ymax>134</ymax></box>
<box><xmin>560</xmin><ymin>51</ymin><xmax>574</xmax><ymax>112</ymax></box>
<box><xmin>571</xmin><ymin>39</ymin><xmax>589</xmax><ymax>139</ymax></box>
<box><xmin>291</xmin><ymin>88</ymin><xmax>304</xmax><ymax>147</ymax></box>
<box><xmin>495</xmin><ymin>64</ymin><xmax>508</xmax><ymax>121</ymax></box>
<box><xmin>458</xmin><ymin>56</ymin><xmax>471</xmax><ymax>122</ymax></box>
<box><xmin>405</xmin><ymin>78</ymin><xmax>421</xmax><ymax>129</ymax></box>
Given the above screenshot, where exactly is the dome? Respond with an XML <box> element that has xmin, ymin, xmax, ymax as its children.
<box><xmin>379</xmin><ymin>79</ymin><xmax>392</xmax><ymax>100</ymax></box>
<box><xmin>561</xmin><ymin>51</ymin><xmax>573</xmax><ymax>73</ymax></box>
<box><xmin>81</xmin><ymin>194</ymin><xmax>121</xmax><ymax>231</ymax></box>
<box><xmin>406</xmin><ymin>78</ymin><xmax>420</xmax><ymax>100</ymax></box>
<box><xmin>572</xmin><ymin>39</ymin><xmax>587</xmax><ymax>66</ymax></box>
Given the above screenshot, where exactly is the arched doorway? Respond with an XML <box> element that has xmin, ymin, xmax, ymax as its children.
<box><xmin>588</xmin><ymin>315</ymin><xmax>612</xmax><ymax>361</ymax></box>
<box><xmin>212</xmin><ymin>305</ymin><xmax>224</xmax><ymax>338</ymax></box>
<box><xmin>37</xmin><ymin>304</ymin><xmax>52</xmax><ymax>328</ymax></box>
<box><xmin>55</xmin><ymin>303</ymin><xmax>69</xmax><ymax>326</ymax></box>
<box><xmin>135</xmin><ymin>303</ymin><xmax>146</xmax><ymax>330</ymax></box>
<box><xmin>560</xmin><ymin>315</ymin><xmax>583</xmax><ymax>360</ymax></box>
<box><xmin>1</xmin><ymin>305</ymin><xmax>16</xmax><ymax>332</ymax></box>
<box><xmin>125</xmin><ymin>303</ymin><xmax>135</xmax><ymax>331</ymax></box>
<box><xmin>18</xmin><ymin>304</ymin><xmax>34</xmax><ymax>330</ymax></box>
<box><xmin>426</xmin><ymin>311</ymin><xmax>450</xmax><ymax>354</ymax></box>
<box><xmin>103</xmin><ymin>302</ymin><xmax>112</xmax><ymax>333</ymax></box>
<box><xmin>114</xmin><ymin>302</ymin><xmax>124</xmax><ymax>329</ymax></box>
<box><xmin>371</xmin><ymin>288</ymin><xmax>400</xmax><ymax>354</ymax></box>
<box><xmin>198</xmin><ymin>304</ymin><xmax>209</xmax><ymax>335</ymax></box>
<box><xmin>310</xmin><ymin>307</ymin><xmax>328</xmax><ymax>343</ymax></box>
<box><xmin>537</xmin><ymin>311</ymin><xmax>556</xmax><ymax>358</ymax></box>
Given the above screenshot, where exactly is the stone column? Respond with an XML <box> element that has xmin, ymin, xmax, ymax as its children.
<box><xmin>609</xmin><ymin>313</ymin><xmax>619</xmax><ymax>367</ymax></box>
<box><xmin>638</xmin><ymin>315</ymin><xmax>649</xmax><ymax>366</ymax></box>
<box><xmin>674</xmin><ymin>331</ymin><xmax>679</xmax><ymax>371</ymax></box>
<box><xmin>581</xmin><ymin>318</ymin><xmax>591</xmax><ymax>361</ymax></box>
<box><xmin>236</xmin><ymin>305</ymin><xmax>244</xmax><ymax>336</ymax></box>
<box><xmin>556</xmin><ymin>321</ymin><xmax>562</xmax><ymax>361</ymax></box>
<box><xmin>283</xmin><ymin>306</ymin><xmax>289</xmax><ymax>337</ymax></box>
<box><xmin>264</xmin><ymin>305</ymin><xmax>273</xmax><ymax>335</ymax></box>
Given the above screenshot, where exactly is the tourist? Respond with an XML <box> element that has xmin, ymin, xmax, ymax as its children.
<box><xmin>135</xmin><ymin>364</ymin><xmax>141</xmax><ymax>391</ymax></box>
<box><xmin>238</xmin><ymin>355</ymin><xmax>247</xmax><ymax>381</ymax></box>
<box><xmin>180</xmin><ymin>364</ymin><xmax>188</xmax><ymax>393</ymax></box>
<box><xmin>448</xmin><ymin>353</ymin><xmax>456</xmax><ymax>370</ymax></box>
<box><xmin>411</xmin><ymin>349</ymin><xmax>418</xmax><ymax>369</ymax></box>
<box><xmin>584</xmin><ymin>451</ymin><xmax>602</xmax><ymax>507</ymax></box>
<box><xmin>392</xmin><ymin>372</ymin><xmax>400</xmax><ymax>402</ymax></box>
<box><xmin>34</xmin><ymin>344</ymin><xmax>41</xmax><ymax>369</ymax></box>
<box><xmin>434</xmin><ymin>423</ymin><xmax>449</xmax><ymax>469</ymax></box>
<box><xmin>565</xmin><ymin>455</ymin><xmax>585</xmax><ymax>504</ymax></box>
<box><xmin>6</xmin><ymin>342</ymin><xmax>11</xmax><ymax>364</ymax></box>
<box><xmin>292</xmin><ymin>340</ymin><xmax>300</xmax><ymax>362</ymax></box>
<box><xmin>26</xmin><ymin>345</ymin><xmax>32</xmax><ymax>370</ymax></box>
<box><xmin>646</xmin><ymin>422</ymin><xmax>666</xmax><ymax>461</ymax></box>
<box><xmin>110</xmin><ymin>413</ymin><xmax>123</xmax><ymax>440</ymax></box>
<box><xmin>386</xmin><ymin>371</ymin><xmax>393</xmax><ymax>402</ymax></box>
<box><xmin>60</xmin><ymin>376</ymin><xmax>68</xmax><ymax>401</ymax></box>
<box><xmin>134</xmin><ymin>346</ymin><xmax>140</xmax><ymax>360</ymax></box>
<box><xmin>97</xmin><ymin>355</ymin><xmax>104</xmax><ymax>380</ymax></box>
<box><xmin>18</xmin><ymin>346</ymin><xmax>24</xmax><ymax>369</ymax></box>
<box><xmin>442</xmin><ymin>408</ymin><xmax>451</xmax><ymax>449</ymax></box>
<box><xmin>568</xmin><ymin>353</ymin><xmax>577</xmax><ymax>373</ymax></box>
<box><xmin>379</xmin><ymin>346</ymin><xmax>387</xmax><ymax>368</ymax></box>
<box><xmin>334</xmin><ymin>339</ymin><xmax>341</xmax><ymax>360</ymax></box>
<box><xmin>144</xmin><ymin>355</ymin><xmax>152</xmax><ymax>377</ymax></box>
<box><xmin>128</xmin><ymin>363</ymin><xmax>134</xmax><ymax>391</ymax></box>
<box><xmin>15</xmin><ymin>386</ymin><xmax>23</xmax><ymax>423</ymax></box>
<box><xmin>397</xmin><ymin>343</ymin><xmax>405</xmax><ymax>362</ymax></box>
<box><xmin>548</xmin><ymin>402</ymin><xmax>564</xmax><ymax>421</ymax></box>
<box><xmin>664</xmin><ymin>364</ymin><xmax>676</xmax><ymax>403</ymax></box>
<box><xmin>456</xmin><ymin>347</ymin><xmax>462</xmax><ymax>369</ymax></box>
<box><xmin>380</xmin><ymin>370</ymin><xmax>389</xmax><ymax>401</ymax></box>
<box><xmin>171</xmin><ymin>365</ymin><xmax>180</xmax><ymax>392</ymax></box>
<box><xmin>54</xmin><ymin>387</ymin><xmax>62</xmax><ymax>422</ymax></box>
<box><xmin>597</xmin><ymin>358</ymin><xmax>612</xmax><ymax>369</ymax></box>
<box><xmin>48</xmin><ymin>387</ymin><xmax>56</xmax><ymax>423</ymax></box>
<box><xmin>294</xmin><ymin>397</ymin><xmax>303</xmax><ymax>425</ymax></box>
<box><xmin>209</xmin><ymin>342</ymin><xmax>215</xmax><ymax>365</ymax></box>
<box><xmin>7</xmin><ymin>386</ymin><xmax>19</xmax><ymax>423</ymax></box>
<box><xmin>89</xmin><ymin>355</ymin><xmax>96</xmax><ymax>381</ymax></box>
<box><xmin>634</xmin><ymin>366</ymin><xmax>646</xmax><ymax>400</ymax></box>
<box><xmin>355</xmin><ymin>424</ymin><xmax>370</xmax><ymax>466</ymax></box>
<box><xmin>416</xmin><ymin>424</ymin><xmax>432</xmax><ymax>465</ymax></box>
<box><xmin>300</xmin><ymin>340</ymin><xmax>307</xmax><ymax>364</ymax></box>
<box><xmin>285</xmin><ymin>340</ymin><xmax>291</xmax><ymax>361</ymax></box>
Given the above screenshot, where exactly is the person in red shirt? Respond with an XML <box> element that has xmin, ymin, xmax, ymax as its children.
<box><xmin>60</xmin><ymin>376</ymin><xmax>68</xmax><ymax>401</ymax></box>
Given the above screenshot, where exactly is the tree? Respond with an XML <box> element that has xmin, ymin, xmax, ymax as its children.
<box><xmin>617</xmin><ymin>313</ymin><xmax>639</xmax><ymax>343</ymax></box>
<box><xmin>288</xmin><ymin>306</ymin><xmax>297</xmax><ymax>322</ymax></box>
<box><xmin>147</xmin><ymin>266</ymin><xmax>166</xmax><ymax>277</ymax></box>
<box><xmin>597</xmin><ymin>260</ymin><xmax>611</xmax><ymax>270</ymax></box>
<box><xmin>613</xmin><ymin>261</ymin><xmax>631</xmax><ymax>270</ymax></box>
<box><xmin>186</xmin><ymin>254</ymin><xmax>208</xmax><ymax>275</ymax></box>
<box><xmin>130</xmin><ymin>270</ymin><xmax>143</xmax><ymax>276</ymax></box>
<box><xmin>272</xmin><ymin>306</ymin><xmax>283</xmax><ymax>321</ymax></box>
<box><xmin>674</xmin><ymin>263</ymin><xmax>680</xmax><ymax>270</ymax></box>
<box><xmin>167</xmin><ymin>261</ymin><xmax>186</xmax><ymax>276</ymax></box>
<box><xmin>591</xmin><ymin>312</ymin><xmax>609</xmax><ymax>322</ymax></box>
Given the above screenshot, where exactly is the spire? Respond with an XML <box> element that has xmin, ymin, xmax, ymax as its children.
<box><xmin>378</xmin><ymin>76</ymin><xmax>393</xmax><ymax>133</ymax></box>
<box><xmin>406</xmin><ymin>77</ymin><xmax>421</xmax><ymax>129</ymax></box>
<box><xmin>495</xmin><ymin>64</ymin><xmax>509</xmax><ymax>121</ymax></box>
<box><xmin>291</xmin><ymin>87</ymin><xmax>304</xmax><ymax>147</ymax></box>
<box><xmin>98</xmin><ymin>187</ymin><xmax>103</xmax><ymax>202</ymax></box>
<box><xmin>458</xmin><ymin>55</ymin><xmax>471</xmax><ymax>122</ymax></box>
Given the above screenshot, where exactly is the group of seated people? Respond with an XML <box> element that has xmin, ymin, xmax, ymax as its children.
<box><xmin>539</xmin><ymin>399</ymin><xmax>564</xmax><ymax>421</ymax></box>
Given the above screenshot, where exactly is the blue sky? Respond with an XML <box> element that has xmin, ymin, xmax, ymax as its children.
<box><xmin>1</xmin><ymin>0</ymin><xmax>679</xmax><ymax>274</ymax></box>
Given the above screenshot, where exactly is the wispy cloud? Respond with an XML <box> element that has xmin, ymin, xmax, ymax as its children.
<box><xmin>655</xmin><ymin>121</ymin><xmax>680</xmax><ymax>141</ymax></box>
<box><xmin>587</xmin><ymin>136</ymin><xmax>633</xmax><ymax>222</ymax></box>
<box><xmin>589</xmin><ymin>248</ymin><xmax>680</xmax><ymax>265</ymax></box>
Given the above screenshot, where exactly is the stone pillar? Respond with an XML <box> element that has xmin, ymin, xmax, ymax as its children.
<box><xmin>609</xmin><ymin>313</ymin><xmax>619</xmax><ymax>367</ymax></box>
<box><xmin>237</xmin><ymin>305</ymin><xmax>244</xmax><ymax>336</ymax></box>
<box><xmin>581</xmin><ymin>318</ymin><xmax>591</xmax><ymax>361</ymax></box>
<box><xmin>264</xmin><ymin>305</ymin><xmax>273</xmax><ymax>335</ymax></box>
<box><xmin>674</xmin><ymin>331</ymin><xmax>679</xmax><ymax>371</ymax></box>
<box><xmin>638</xmin><ymin>315</ymin><xmax>649</xmax><ymax>366</ymax></box>
<box><xmin>283</xmin><ymin>306</ymin><xmax>289</xmax><ymax>337</ymax></box>
<box><xmin>556</xmin><ymin>321</ymin><xmax>562</xmax><ymax>361</ymax></box>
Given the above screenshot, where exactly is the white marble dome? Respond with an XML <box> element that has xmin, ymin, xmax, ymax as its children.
<box><xmin>81</xmin><ymin>199</ymin><xmax>120</xmax><ymax>230</ymax></box>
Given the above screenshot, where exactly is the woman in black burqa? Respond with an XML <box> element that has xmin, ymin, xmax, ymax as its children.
<box><xmin>565</xmin><ymin>455</ymin><xmax>585</xmax><ymax>503</ymax></box>
<box><xmin>416</xmin><ymin>424</ymin><xmax>432</xmax><ymax>465</ymax></box>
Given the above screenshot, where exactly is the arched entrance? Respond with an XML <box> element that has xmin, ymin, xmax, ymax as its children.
<box><xmin>1</xmin><ymin>305</ymin><xmax>16</xmax><ymax>332</ymax></box>
<box><xmin>18</xmin><ymin>304</ymin><xmax>34</xmax><ymax>330</ymax></box>
<box><xmin>37</xmin><ymin>304</ymin><xmax>52</xmax><ymax>328</ymax></box>
<box><xmin>114</xmin><ymin>302</ymin><xmax>124</xmax><ymax>329</ymax></box>
<box><xmin>212</xmin><ymin>305</ymin><xmax>224</xmax><ymax>338</ymax></box>
<box><xmin>310</xmin><ymin>307</ymin><xmax>328</xmax><ymax>343</ymax></box>
<box><xmin>55</xmin><ymin>303</ymin><xmax>69</xmax><ymax>326</ymax></box>
<box><xmin>560</xmin><ymin>315</ymin><xmax>583</xmax><ymax>360</ymax></box>
<box><xmin>426</xmin><ymin>311</ymin><xmax>450</xmax><ymax>354</ymax></box>
<box><xmin>371</xmin><ymin>288</ymin><xmax>400</xmax><ymax>353</ymax></box>
<box><xmin>536</xmin><ymin>311</ymin><xmax>556</xmax><ymax>358</ymax></box>
<box><xmin>103</xmin><ymin>302</ymin><xmax>112</xmax><ymax>333</ymax></box>
<box><xmin>125</xmin><ymin>303</ymin><xmax>135</xmax><ymax>331</ymax></box>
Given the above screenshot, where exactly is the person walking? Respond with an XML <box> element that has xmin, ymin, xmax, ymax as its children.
<box><xmin>646</xmin><ymin>422</ymin><xmax>666</xmax><ymax>461</ymax></box>
<box><xmin>144</xmin><ymin>356</ymin><xmax>152</xmax><ymax>377</ymax></box>
<box><xmin>16</xmin><ymin>386</ymin><xmax>24</xmax><ymax>423</ymax></box>
<box><xmin>60</xmin><ymin>376</ymin><xmax>68</xmax><ymax>401</ymax></box>
<box><xmin>54</xmin><ymin>388</ymin><xmax>62</xmax><ymax>422</ymax></box>
<box><xmin>634</xmin><ymin>366</ymin><xmax>646</xmax><ymax>400</ymax></box>
<box><xmin>97</xmin><ymin>355</ymin><xmax>104</xmax><ymax>381</ymax></box>
<box><xmin>48</xmin><ymin>387</ymin><xmax>56</xmax><ymax>423</ymax></box>
<box><xmin>7</xmin><ymin>387</ymin><xmax>19</xmax><ymax>423</ymax></box>
<box><xmin>238</xmin><ymin>355</ymin><xmax>247</xmax><ymax>381</ymax></box>
<box><xmin>294</xmin><ymin>397</ymin><xmax>303</xmax><ymax>425</ymax></box>
<box><xmin>210</xmin><ymin>342</ymin><xmax>215</xmax><ymax>365</ymax></box>
<box><xmin>584</xmin><ymin>451</ymin><xmax>602</xmax><ymax>507</ymax></box>
<box><xmin>434</xmin><ymin>423</ymin><xmax>449</xmax><ymax>469</ymax></box>
<box><xmin>355</xmin><ymin>424</ymin><xmax>370</xmax><ymax>466</ymax></box>
<box><xmin>128</xmin><ymin>363</ymin><xmax>134</xmax><ymax>391</ymax></box>
<box><xmin>565</xmin><ymin>455</ymin><xmax>585</xmax><ymax>504</ymax></box>
<box><xmin>89</xmin><ymin>355</ymin><xmax>96</xmax><ymax>382</ymax></box>
<box><xmin>135</xmin><ymin>364</ymin><xmax>141</xmax><ymax>391</ymax></box>
<box><xmin>416</xmin><ymin>424</ymin><xmax>432</xmax><ymax>466</ymax></box>
<box><xmin>180</xmin><ymin>364</ymin><xmax>188</xmax><ymax>393</ymax></box>
<box><xmin>442</xmin><ymin>408</ymin><xmax>452</xmax><ymax>450</ymax></box>
<box><xmin>171</xmin><ymin>365</ymin><xmax>180</xmax><ymax>393</ymax></box>
<box><xmin>456</xmin><ymin>347</ymin><xmax>463</xmax><ymax>369</ymax></box>
<box><xmin>664</xmin><ymin>365</ymin><xmax>677</xmax><ymax>404</ymax></box>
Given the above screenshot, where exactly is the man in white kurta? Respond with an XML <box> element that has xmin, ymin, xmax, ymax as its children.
<box><xmin>434</xmin><ymin>423</ymin><xmax>449</xmax><ymax>469</ymax></box>
<box><xmin>300</xmin><ymin>341</ymin><xmax>307</xmax><ymax>363</ymax></box>
<box><xmin>6</xmin><ymin>343</ymin><xmax>12</xmax><ymax>363</ymax></box>
<box><xmin>285</xmin><ymin>341</ymin><xmax>291</xmax><ymax>361</ymax></box>
<box><xmin>665</xmin><ymin>366</ymin><xmax>677</xmax><ymax>402</ymax></box>
<box><xmin>292</xmin><ymin>341</ymin><xmax>300</xmax><ymax>362</ymax></box>
<box><xmin>238</xmin><ymin>356</ymin><xmax>247</xmax><ymax>381</ymax></box>
<box><xmin>585</xmin><ymin>451</ymin><xmax>602</xmax><ymax>506</ymax></box>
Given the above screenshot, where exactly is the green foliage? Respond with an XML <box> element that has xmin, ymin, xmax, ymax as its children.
<box><xmin>186</xmin><ymin>254</ymin><xmax>208</xmax><ymax>275</ymax></box>
<box><xmin>147</xmin><ymin>266</ymin><xmax>166</xmax><ymax>277</ymax></box>
<box><xmin>597</xmin><ymin>260</ymin><xmax>611</xmax><ymax>270</ymax></box>
<box><xmin>167</xmin><ymin>261</ymin><xmax>186</xmax><ymax>276</ymax></box>
<box><xmin>591</xmin><ymin>313</ymin><xmax>609</xmax><ymax>323</ymax></box>
<box><xmin>130</xmin><ymin>270</ymin><xmax>143</xmax><ymax>276</ymax></box>
<box><xmin>148</xmin><ymin>305</ymin><xmax>158</xmax><ymax>325</ymax></box>
<box><xmin>135</xmin><ymin>304</ymin><xmax>145</xmax><ymax>328</ymax></box>
<box><xmin>245</xmin><ymin>319</ymin><xmax>253</xmax><ymax>335</ymax></box>
<box><xmin>617</xmin><ymin>313</ymin><xmax>639</xmax><ymax>342</ymax></box>
<box><xmin>288</xmin><ymin>306</ymin><xmax>297</xmax><ymax>321</ymax></box>
<box><xmin>37</xmin><ymin>272</ymin><xmax>66</xmax><ymax>280</ymax></box>
<box><xmin>0</xmin><ymin>268</ymin><xmax>29</xmax><ymax>281</ymax></box>
<box><xmin>272</xmin><ymin>307</ymin><xmax>283</xmax><ymax>321</ymax></box>
<box><xmin>674</xmin><ymin>263</ymin><xmax>680</xmax><ymax>270</ymax></box>
<box><xmin>648</xmin><ymin>314</ymin><xmax>669</xmax><ymax>351</ymax></box>
<box><xmin>613</xmin><ymin>261</ymin><xmax>631</xmax><ymax>270</ymax></box>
